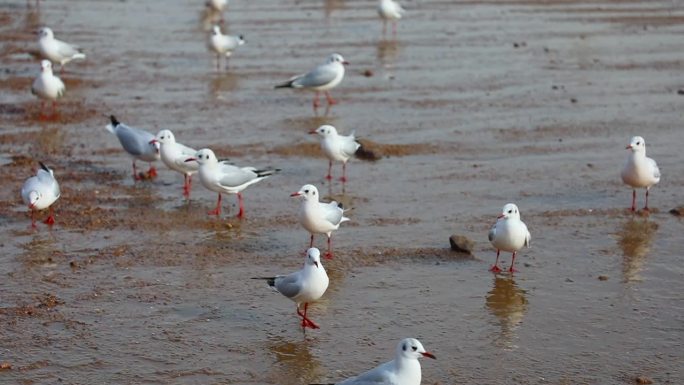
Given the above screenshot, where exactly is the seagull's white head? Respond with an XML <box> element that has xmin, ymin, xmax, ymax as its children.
<box><xmin>626</xmin><ymin>136</ymin><xmax>646</xmax><ymax>153</ymax></box>
<box><xmin>396</xmin><ymin>338</ymin><xmax>436</xmax><ymax>361</ymax></box>
<box><xmin>38</xmin><ymin>27</ymin><xmax>54</xmax><ymax>39</ymax></box>
<box><xmin>27</xmin><ymin>190</ymin><xmax>41</xmax><ymax>209</ymax></box>
<box><xmin>186</xmin><ymin>148</ymin><xmax>217</xmax><ymax>165</ymax></box>
<box><xmin>152</xmin><ymin>129</ymin><xmax>176</xmax><ymax>145</ymax></box>
<box><xmin>498</xmin><ymin>203</ymin><xmax>521</xmax><ymax>220</ymax></box>
<box><xmin>40</xmin><ymin>60</ymin><xmax>53</xmax><ymax>73</ymax></box>
<box><xmin>211</xmin><ymin>25</ymin><xmax>222</xmax><ymax>35</ymax></box>
<box><xmin>327</xmin><ymin>53</ymin><xmax>349</xmax><ymax>66</ymax></box>
<box><xmin>309</xmin><ymin>124</ymin><xmax>338</xmax><ymax>137</ymax></box>
<box><xmin>290</xmin><ymin>184</ymin><xmax>319</xmax><ymax>201</ymax></box>
<box><xmin>305</xmin><ymin>247</ymin><xmax>322</xmax><ymax>268</ymax></box>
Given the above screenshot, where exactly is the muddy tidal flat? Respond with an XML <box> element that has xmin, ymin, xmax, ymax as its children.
<box><xmin>1</xmin><ymin>0</ymin><xmax>683</xmax><ymax>384</ymax></box>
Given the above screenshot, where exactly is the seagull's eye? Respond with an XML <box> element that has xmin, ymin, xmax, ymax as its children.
<box><xmin>412</xmin><ymin>346</ymin><xmax>418</xmax><ymax>351</ymax></box>
<box><xmin>508</xmin><ymin>210</ymin><xmax>512</xmax><ymax>213</ymax></box>
<box><xmin>637</xmin><ymin>142</ymin><xmax>641</xmax><ymax>145</ymax></box>
<box><xmin>312</xmin><ymin>191</ymin><xmax>316</xmax><ymax>195</ymax></box>
<box><xmin>304</xmin><ymin>189</ymin><xmax>309</xmax><ymax>194</ymax></box>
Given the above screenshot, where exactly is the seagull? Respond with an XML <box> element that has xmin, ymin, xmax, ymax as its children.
<box><xmin>206</xmin><ymin>0</ymin><xmax>228</xmax><ymax>12</ymax></box>
<box><xmin>290</xmin><ymin>184</ymin><xmax>349</xmax><ymax>259</ymax></box>
<box><xmin>275</xmin><ymin>53</ymin><xmax>349</xmax><ymax>109</ymax></box>
<box><xmin>208</xmin><ymin>25</ymin><xmax>245</xmax><ymax>71</ymax></box>
<box><xmin>31</xmin><ymin>60</ymin><xmax>65</xmax><ymax>119</ymax></box>
<box><xmin>313</xmin><ymin>338</ymin><xmax>436</xmax><ymax>385</ymax></box>
<box><xmin>252</xmin><ymin>247</ymin><xmax>329</xmax><ymax>329</ymax></box>
<box><xmin>37</xmin><ymin>27</ymin><xmax>86</xmax><ymax>72</ymax></box>
<box><xmin>621</xmin><ymin>136</ymin><xmax>661</xmax><ymax>212</ymax></box>
<box><xmin>310</xmin><ymin>125</ymin><xmax>361</xmax><ymax>182</ymax></box>
<box><xmin>489</xmin><ymin>203</ymin><xmax>531</xmax><ymax>273</ymax></box>
<box><xmin>105</xmin><ymin>115</ymin><xmax>160</xmax><ymax>180</ymax></box>
<box><xmin>150</xmin><ymin>130</ymin><xmax>199</xmax><ymax>198</ymax></box>
<box><xmin>378</xmin><ymin>0</ymin><xmax>405</xmax><ymax>35</ymax></box>
<box><xmin>186</xmin><ymin>148</ymin><xmax>279</xmax><ymax>218</ymax></box>
<box><xmin>21</xmin><ymin>162</ymin><xmax>60</xmax><ymax>227</ymax></box>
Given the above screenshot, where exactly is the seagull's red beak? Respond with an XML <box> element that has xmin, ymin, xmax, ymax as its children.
<box><xmin>342</xmin><ymin>61</ymin><xmax>350</xmax><ymax>65</ymax></box>
<box><xmin>314</xmin><ymin>261</ymin><xmax>319</xmax><ymax>268</ymax></box>
<box><xmin>185</xmin><ymin>157</ymin><xmax>197</xmax><ymax>163</ymax></box>
<box><xmin>497</xmin><ymin>214</ymin><xmax>505</xmax><ymax>219</ymax></box>
<box><xmin>308</xmin><ymin>130</ymin><xmax>318</xmax><ymax>135</ymax></box>
<box><xmin>625</xmin><ymin>145</ymin><xmax>632</xmax><ymax>149</ymax></box>
<box><xmin>421</xmin><ymin>352</ymin><xmax>436</xmax><ymax>359</ymax></box>
<box><xmin>149</xmin><ymin>139</ymin><xmax>158</xmax><ymax>145</ymax></box>
<box><xmin>28</xmin><ymin>203</ymin><xmax>35</xmax><ymax>209</ymax></box>
<box><xmin>290</xmin><ymin>192</ymin><xmax>301</xmax><ymax>197</ymax></box>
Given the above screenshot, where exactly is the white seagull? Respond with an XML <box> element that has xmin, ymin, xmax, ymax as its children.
<box><xmin>489</xmin><ymin>203</ymin><xmax>531</xmax><ymax>273</ymax></box>
<box><xmin>105</xmin><ymin>115</ymin><xmax>160</xmax><ymax>180</ymax></box>
<box><xmin>290</xmin><ymin>184</ymin><xmax>349</xmax><ymax>259</ymax></box>
<box><xmin>150</xmin><ymin>130</ymin><xmax>199</xmax><ymax>198</ymax></box>
<box><xmin>208</xmin><ymin>25</ymin><xmax>245</xmax><ymax>71</ymax></box>
<box><xmin>310</xmin><ymin>125</ymin><xmax>361</xmax><ymax>182</ymax></box>
<box><xmin>31</xmin><ymin>60</ymin><xmax>65</xmax><ymax>119</ymax></box>
<box><xmin>316</xmin><ymin>338</ymin><xmax>436</xmax><ymax>385</ymax></box>
<box><xmin>206</xmin><ymin>0</ymin><xmax>228</xmax><ymax>12</ymax></box>
<box><xmin>37</xmin><ymin>27</ymin><xmax>86</xmax><ymax>71</ymax></box>
<box><xmin>621</xmin><ymin>136</ymin><xmax>661</xmax><ymax>212</ymax></box>
<box><xmin>252</xmin><ymin>247</ymin><xmax>329</xmax><ymax>329</ymax></box>
<box><xmin>21</xmin><ymin>162</ymin><xmax>61</xmax><ymax>227</ymax></box>
<box><xmin>275</xmin><ymin>53</ymin><xmax>349</xmax><ymax>109</ymax></box>
<box><xmin>186</xmin><ymin>148</ymin><xmax>279</xmax><ymax>218</ymax></box>
<box><xmin>378</xmin><ymin>0</ymin><xmax>405</xmax><ymax>35</ymax></box>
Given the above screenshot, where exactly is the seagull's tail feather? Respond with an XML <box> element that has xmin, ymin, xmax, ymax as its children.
<box><xmin>254</xmin><ymin>168</ymin><xmax>281</xmax><ymax>178</ymax></box>
<box><xmin>340</xmin><ymin>216</ymin><xmax>350</xmax><ymax>224</ymax></box>
<box><xmin>274</xmin><ymin>80</ymin><xmax>294</xmax><ymax>89</ymax></box>
<box><xmin>105</xmin><ymin>115</ymin><xmax>120</xmax><ymax>134</ymax></box>
<box><xmin>250</xmin><ymin>277</ymin><xmax>276</xmax><ymax>287</ymax></box>
<box><xmin>38</xmin><ymin>161</ymin><xmax>50</xmax><ymax>172</ymax></box>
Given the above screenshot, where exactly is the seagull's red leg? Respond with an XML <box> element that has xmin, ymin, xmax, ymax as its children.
<box><xmin>132</xmin><ymin>160</ymin><xmax>141</xmax><ymax>181</ymax></box>
<box><xmin>631</xmin><ymin>189</ymin><xmax>636</xmax><ymax>212</ymax></box>
<box><xmin>309</xmin><ymin>234</ymin><xmax>314</xmax><ymax>248</ymax></box>
<box><xmin>43</xmin><ymin>206</ymin><xmax>55</xmax><ymax>225</ymax></box>
<box><xmin>300</xmin><ymin>303</ymin><xmax>319</xmax><ymax>329</ymax></box>
<box><xmin>30</xmin><ymin>210</ymin><xmax>37</xmax><ymax>228</ymax></box>
<box><xmin>183</xmin><ymin>174</ymin><xmax>190</xmax><ymax>197</ymax></box>
<box><xmin>325</xmin><ymin>160</ymin><xmax>332</xmax><ymax>180</ymax></box>
<box><xmin>325</xmin><ymin>91</ymin><xmax>337</xmax><ymax>105</ymax></box>
<box><xmin>643</xmin><ymin>189</ymin><xmax>650</xmax><ymax>211</ymax></box>
<box><xmin>313</xmin><ymin>92</ymin><xmax>321</xmax><ymax>109</ymax></box>
<box><xmin>324</xmin><ymin>236</ymin><xmax>334</xmax><ymax>259</ymax></box>
<box><xmin>490</xmin><ymin>250</ymin><xmax>502</xmax><ymax>273</ymax></box>
<box><xmin>51</xmin><ymin>101</ymin><xmax>57</xmax><ymax>118</ymax></box>
<box><xmin>392</xmin><ymin>21</ymin><xmax>397</xmax><ymax>36</ymax></box>
<box><xmin>208</xmin><ymin>193</ymin><xmax>222</xmax><ymax>216</ymax></box>
<box><xmin>340</xmin><ymin>162</ymin><xmax>348</xmax><ymax>182</ymax></box>
<box><xmin>508</xmin><ymin>252</ymin><xmax>518</xmax><ymax>273</ymax></box>
<box><xmin>236</xmin><ymin>192</ymin><xmax>245</xmax><ymax>219</ymax></box>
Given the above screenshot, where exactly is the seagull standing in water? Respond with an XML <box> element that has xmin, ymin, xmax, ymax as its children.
<box><xmin>291</xmin><ymin>184</ymin><xmax>349</xmax><ymax>259</ymax></box>
<box><xmin>310</xmin><ymin>125</ymin><xmax>361</xmax><ymax>182</ymax></box>
<box><xmin>186</xmin><ymin>148</ymin><xmax>279</xmax><ymax>218</ymax></box>
<box><xmin>378</xmin><ymin>0</ymin><xmax>405</xmax><ymax>35</ymax></box>
<box><xmin>313</xmin><ymin>338</ymin><xmax>435</xmax><ymax>385</ymax></box>
<box><xmin>21</xmin><ymin>162</ymin><xmax>60</xmax><ymax>227</ymax></box>
<box><xmin>208</xmin><ymin>25</ymin><xmax>245</xmax><ymax>70</ymax></box>
<box><xmin>105</xmin><ymin>115</ymin><xmax>160</xmax><ymax>180</ymax></box>
<box><xmin>252</xmin><ymin>248</ymin><xmax>329</xmax><ymax>329</ymax></box>
<box><xmin>151</xmin><ymin>130</ymin><xmax>199</xmax><ymax>198</ymax></box>
<box><xmin>31</xmin><ymin>60</ymin><xmax>65</xmax><ymax>119</ymax></box>
<box><xmin>37</xmin><ymin>27</ymin><xmax>86</xmax><ymax>72</ymax></box>
<box><xmin>489</xmin><ymin>203</ymin><xmax>531</xmax><ymax>273</ymax></box>
<box><xmin>621</xmin><ymin>136</ymin><xmax>660</xmax><ymax>212</ymax></box>
<box><xmin>275</xmin><ymin>53</ymin><xmax>349</xmax><ymax>109</ymax></box>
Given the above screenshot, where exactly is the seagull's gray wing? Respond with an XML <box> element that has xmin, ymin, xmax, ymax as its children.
<box><xmin>274</xmin><ymin>272</ymin><xmax>302</xmax><ymax>299</ymax></box>
<box><xmin>218</xmin><ymin>163</ymin><xmax>259</xmax><ymax>187</ymax></box>
<box><xmin>56</xmin><ymin>39</ymin><xmax>82</xmax><ymax>58</ymax></box>
<box><xmin>648</xmin><ymin>158</ymin><xmax>661</xmax><ymax>180</ymax></box>
<box><xmin>323</xmin><ymin>201</ymin><xmax>346</xmax><ymax>225</ymax></box>
<box><xmin>116</xmin><ymin>124</ymin><xmax>155</xmax><ymax>156</ymax></box>
<box><xmin>293</xmin><ymin>63</ymin><xmax>338</xmax><ymax>88</ymax></box>
<box><xmin>488</xmin><ymin>223</ymin><xmax>497</xmax><ymax>242</ymax></box>
<box><xmin>336</xmin><ymin>361</ymin><xmax>394</xmax><ymax>385</ymax></box>
<box><xmin>341</xmin><ymin>135</ymin><xmax>361</xmax><ymax>158</ymax></box>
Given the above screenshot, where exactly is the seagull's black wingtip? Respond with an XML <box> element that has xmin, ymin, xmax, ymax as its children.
<box><xmin>109</xmin><ymin>115</ymin><xmax>120</xmax><ymax>126</ymax></box>
<box><xmin>38</xmin><ymin>161</ymin><xmax>49</xmax><ymax>172</ymax></box>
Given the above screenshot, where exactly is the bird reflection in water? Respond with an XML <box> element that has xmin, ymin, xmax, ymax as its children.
<box><xmin>324</xmin><ymin>0</ymin><xmax>346</xmax><ymax>19</ymax></box>
<box><xmin>617</xmin><ymin>217</ymin><xmax>658</xmax><ymax>283</ymax></box>
<box><xmin>485</xmin><ymin>275</ymin><xmax>527</xmax><ymax>349</ymax></box>
<box><xmin>376</xmin><ymin>39</ymin><xmax>400</xmax><ymax>69</ymax></box>
<box><xmin>265</xmin><ymin>337</ymin><xmax>323</xmax><ymax>385</ymax></box>
<box><xmin>208</xmin><ymin>72</ymin><xmax>239</xmax><ymax>100</ymax></box>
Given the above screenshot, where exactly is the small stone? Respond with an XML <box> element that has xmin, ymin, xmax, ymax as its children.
<box><xmin>449</xmin><ymin>234</ymin><xmax>474</xmax><ymax>255</ymax></box>
<box><xmin>565</xmin><ymin>278</ymin><xmax>574</xmax><ymax>282</ymax></box>
<box><xmin>363</xmin><ymin>69</ymin><xmax>374</xmax><ymax>77</ymax></box>
<box><xmin>0</xmin><ymin>362</ymin><xmax>11</xmax><ymax>370</ymax></box>
<box><xmin>669</xmin><ymin>206</ymin><xmax>684</xmax><ymax>216</ymax></box>
<box><xmin>677</xmin><ymin>89</ymin><xmax>684</xmax><ymax>95</ymax></box>
<box><xmin>587</xmin><ymin>163</ymin><xmax>594</xmax><ymax>168</ymax></box>
<box><xmin>635</xmin><ymin>376</ymin><xmax>653</xmax><ymax>384</ymax></box>
<box><xmin>570</xmin><ymin>98</ymin><xmax>578</xmax><ymax>103</ymax></box>
<box><xmin>598</xmin><ymin>275</ymin><xmax>609</xmax><ymax>281</ymax></box>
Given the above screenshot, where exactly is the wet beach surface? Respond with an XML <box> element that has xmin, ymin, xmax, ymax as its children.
<box><xmin>1</xmin><ymin>0</ymin><xmax>683</xmax><ymax>384</ymax></box>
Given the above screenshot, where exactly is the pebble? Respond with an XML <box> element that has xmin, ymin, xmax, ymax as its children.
<box><xmin>598</xmin><ymin>275</ymin><xmax>609</xmax><ymax>281</ymax></box>
<box><xmin>449</xmin><ymin>234</ymin><xmax>474</xmax><ymax>255</ymax></box>
<box><xmin>669</xmin><ymin>206</ymin><xmax>684</xmax><ymax>216</ymax></box>
<box><xmin>635</xmin><ymin>376</ymin><xmax>653</xmax><ymax>384</ymax></box>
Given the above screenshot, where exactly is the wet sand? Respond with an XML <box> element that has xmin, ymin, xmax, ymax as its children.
<box><xmin>1</xmin><ymin>0</ymin><xmax>683</xmax><ymax>384</ymax></box>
